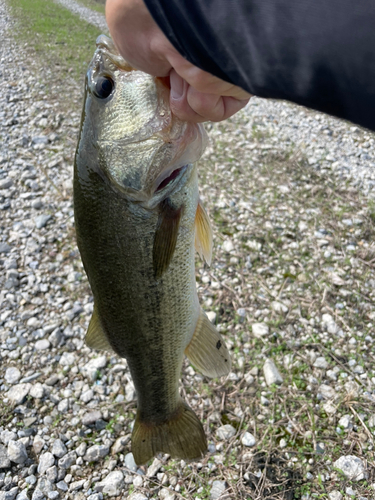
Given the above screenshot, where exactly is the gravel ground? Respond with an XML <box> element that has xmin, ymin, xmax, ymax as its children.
<box><xmin>54</xmin><ymin>0</ymin><xmax>108</xmax><ymax>32</ymax></box>
<box><xmin>1</xmin><ymin>1</ymin><xmax>375</xmax><ymax>500</ymax></box>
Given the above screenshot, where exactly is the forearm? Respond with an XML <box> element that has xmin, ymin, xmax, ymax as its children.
<box><xmin>145</xmin><ymin>0</ymin><xmax>375</xmax><ymax>130</ymax></box>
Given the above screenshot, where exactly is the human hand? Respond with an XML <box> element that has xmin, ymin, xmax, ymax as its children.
<box><xmin>106</xmin><ymin>0</ymin><xmax>251</xmax><ymax>122</ymax></box>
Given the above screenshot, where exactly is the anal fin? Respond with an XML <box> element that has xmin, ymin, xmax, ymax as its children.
<box><xmin>195</xmin><ymin>199</ymin><xmax>213</xmax><ymax>265</ymax></box>
<box><xmin>132</xmin><ymin>399</ymin><xmax>207</xmax><ymax>465</ymax></box>
<box><xmin>184</xmin><ymin>308</ymin><xmax>231</xmax><ymax>378</ymax></box>
<box><xmin>85</xmin><ymin>306</ymin><xmax>113</xmax><ymax>352</ymax></box>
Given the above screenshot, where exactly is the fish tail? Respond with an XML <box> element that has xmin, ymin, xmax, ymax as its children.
<box><xmin>131</xmin><ymin>400</ymin><xmax>207</xmax><ymax>465</ymax></box>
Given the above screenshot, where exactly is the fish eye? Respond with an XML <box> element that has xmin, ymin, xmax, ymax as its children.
<box><xmin>94</xmin><ymin>75</ymin><xmax>114</xmax><ymax>99</ymax></box>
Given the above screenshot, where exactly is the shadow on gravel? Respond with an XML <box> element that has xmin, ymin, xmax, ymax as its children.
<box><xmin>245</xmin><ymin>451</ymin><xmax>305</xmax><ymax>500</ymax></box>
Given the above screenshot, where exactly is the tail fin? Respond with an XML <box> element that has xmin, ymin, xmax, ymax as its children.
<box><xmin>131</xmin><ymin>400</ymin><xmax>207</xmax><ymax>465</ymax></box>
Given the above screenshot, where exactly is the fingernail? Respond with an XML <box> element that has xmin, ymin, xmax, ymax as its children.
<box><xmin>170</xmin><ymin>71</ymin><xmax>184</xmax><ymax>100</ymax></box>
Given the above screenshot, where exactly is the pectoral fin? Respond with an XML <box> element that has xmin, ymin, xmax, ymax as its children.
<box><xmin>85</xmin><ymin>306</ymin><xmax>113</xmax><ymax>352</ymax></box>
<box><xmin>153</xmin><ymin>198</ymin><xmax>182</xmax><ymax>278</ymax></box>
<box><xmin>185</xmin><ymin>308</ymin><xmax>231</xmax><ymax>378</ymax></box>
<box><xmin>195</xmin><ymin>199</ymin><xmax>213</xmax><ymax>265</ymax></box>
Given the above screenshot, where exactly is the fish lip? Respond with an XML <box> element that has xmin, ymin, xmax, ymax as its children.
<box><xmin>95</xmin><ymin>34</ymin><xmax>133</xmax><ymax>71</ymax></box>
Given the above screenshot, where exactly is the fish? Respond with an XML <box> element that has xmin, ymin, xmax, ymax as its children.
<box><xmin>74</xmin><ymin>35</ymin><xmax>231</xmax><ymax>465</ymax></box>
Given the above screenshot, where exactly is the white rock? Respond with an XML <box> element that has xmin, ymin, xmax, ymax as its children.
<box><xmin>210</xmin><ymin>480</ymin><xmax>227</xmax><ymax>500</ymax></box>
<box><xmin>252</xmin><ymin>323</ymin><xmax>269</xmax><ymax>338</ymax></box>
<box><xmin>81</xmin><ymin>355</ymin><xmax>107</xmax><ymax>380</ymax></box>
<box><xmin>38</xmin><ymin>452</ymin><xmax>55</xmax><ymax>474</ymax></box>
<box><xmin>125</xmin><ymin>383</ymin><xmax>136</xmax><ymax>402</ymax></box>
<box><xmin>83</xmin><ymin>444</ymin><xmax>110</xmax><ymax>462</ymax></box>
<box><xmin>216</xmin><ymin>424</ymin><xmax>236</xmax><ymax>440</ymax></box>
<box><xmin>247</xmin><ymin>240</ymin><xmax>262</xmax><ymax>251</ymax></box>
<box><xmin>321</xmin><ymin>313</ymin><xmax>339</xmax><ymax>334</ymax></box>
<box><xmin>7</xmin><ymin>383</ymin><xmax>31</xmax><ymax>405</ymax></box>
<box><xmin>222</xmin><ymin>239</ymin><xmax>234</xmax><ymax>252</ymax></box>
<box><xmin>207</xmin><ymin>311</ymin><xmax>217</xmax><ymax>323</ymax></box>
<box><xmin>333</xmin><ymin>455</ymin><xmax>367</xmax><ymax>481</ymax></box>
<box><xmin>51</xmin><ymin>439</ymin><xmax>67</xmax><ymax>458</ymax></box>
<box><xmin>29</xmin><ymin>383</ymin><xmax>45</xmax><ymax>399</ymax></box>
<box><xmin>133</xmin><ymin>475</ymin><xmax>143</xmax><ymax>487</ymax></box>
<box><xmin>263</xmin><ymin>358</ymin><xmax>283</xmax><ymax>385</ymax></box>
<box><xmin>241</xmin><ymin>432</ymin><xmax>256</xmax><ymax>447</ymax></box>
<box><xmin>318</xmin><ymin>384</ymin><xmax>336</xmax><ymax>400</ymax></box>
<box><xmin>338</xmin><ymin>415</ymin><xmax>353</xmax><ymax>430</ymax></box>
<box><xmin>1</xmin><ymin>430</ymin><xmax>17</xmax><ymax>445</ymax></box>
<box><xmin>35</xmin><ymin>214</ymin><xmax>51</xmax><ymax>229</ymax></box>
<box><xmin>124</xmin><ymin>452</ymin><xmax>137</xmax><ymax>471</ymax></box>
<box><xmin>279</xmin><ymin>438</ymin><xmax>287</xmax><ymax>449</ymax></box>
<box><xmin>33</xmin><ymin>435</ymin><xmax>45</xmax><ymax>455</ymax></box>
<box><xmin>271</xmin><ymin>301</ymin><xmax>288</xmax><ymax>314</ymax></box>
<box><xmin>7</xmin><ymin>440</ymin><xmax>28</xmax><ymax>464</ymax></box>
<box><xmin>128</xmin><ymin>494</ymin><xmax>148</xmax><ymax>500</ymax></box>
<box><xmin>4</xmin><ymin>367</ymin><xmax>21</xmax><ymax>384</ymax></box>
<box><xmin>76</xmin><ymin>442</ymin><xmax>87</xmax><ymax>457</ymax></box>
<box><xmin>111</xmin><ymin>435</ymin><xmax>130</xmax><ymax>455</ymax></box>
<box><xmin>80</xmin><ymin>389</ymin><xmax>94</xmax><ymax>403</ymax></box>
<box><xmin>313</xmin><ymin>357</ymin><xmax>328</xmax><ymax>369</ymax></box>
<box><xmin>59</xmin><ymin>352</ymin><xmax>76</xmax><ymax>366</ymax></box>
<box><xmin>2</xmin><ymin>486</ymin><xmax>18</xmax><ymax>500</ymax></box>
<box><xmin>95</xmin><ymin>471</ymin><xmax>124</xmax><ymax>497</ymax></box>
<box><xmin>147</xmin><ymin>457</ymin><xmax>162</xmax><ymax>477</ymax></box>
<box><xmin>344</xmin><ymin>381</ymin><xmax>359</xmax><ymax>398</ymax></box>
<box><xmin>34</xmin><ymin>339</ymin><xmax>50</xmax><ymax>350</ymax></box>
<box><xmin>159</xmin><ymin>489</ymin><xmax>175</xmax><ymax>500</ymax></box>
<box><xmin>57</xmin><ymin>398</ymin><xmax>69</xmax><ymax>412</ymax></box>
<box><xmin>322</xmin><ymin>402</ymin><xmax>336</xmax><ymax>415</ymax></box>
<box><xmin>15</xmin><ymin>491</ymin><xmax>29</xmax><ymax>500</ymax></box>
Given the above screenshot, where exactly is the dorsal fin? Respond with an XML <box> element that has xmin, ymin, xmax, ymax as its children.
<box><xmin>195</xmin><ymin>199</ymin><xmax>213</xmax><ymax>265</ymax></box>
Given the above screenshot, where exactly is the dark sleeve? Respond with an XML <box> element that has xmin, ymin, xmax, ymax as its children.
<box><xmin>144</xmin><ymin>0</ymin><xmax>375</xmax><ymax>131</ymax></box>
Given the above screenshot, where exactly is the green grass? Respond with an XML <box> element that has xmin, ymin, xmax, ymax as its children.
<box><xmin>76</xmin><ymin>0</ymin><xmax>106</xmax><ymax>14</ymax></box>
<box><xmin>8</xmin><ymin>0</ymin><xmax>102</xmax><ymax>81</ymax></box>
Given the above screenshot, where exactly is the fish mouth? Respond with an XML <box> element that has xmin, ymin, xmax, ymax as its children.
<box><xmin>95</xmin><ymin>34</ymin><xmax>133</xmax><ymax>71</ymax></box>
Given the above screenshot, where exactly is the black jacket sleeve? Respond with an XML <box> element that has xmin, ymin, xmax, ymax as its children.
<box><xmin>144</xmin><ymin>0</ymin><xmax>375</xmax><ymax>131</ymax></box>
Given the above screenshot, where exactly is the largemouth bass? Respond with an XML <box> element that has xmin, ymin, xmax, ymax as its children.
<box><xmin>74</xmin><ymin>35</ymin><xmax>231</xmax><ymax>465</ymax></box>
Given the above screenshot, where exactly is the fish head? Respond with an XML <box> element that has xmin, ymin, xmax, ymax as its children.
<box><xmin>82</xmin><ymin>35</ymin><xmax>207</xmax><ymax>208</ymax></box>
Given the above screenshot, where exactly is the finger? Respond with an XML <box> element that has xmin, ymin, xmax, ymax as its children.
<box><xmin>187</xmin><ymin>86</ymin><xmax>250</xmax><ymax>122</ymax></box>
<box><xmin>167</xmin><ymin>52</ymin><xmax>251</xmax><ymax>99</ymax></box>
<box><xmin>170</xmin><ymin>72</ymin><xmax>250</xmax><ymax>122</ymax></box>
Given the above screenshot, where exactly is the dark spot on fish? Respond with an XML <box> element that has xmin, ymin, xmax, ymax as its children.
<box><xmin>216</xmin><ymin>340</ymin><xmax>222</xmax><ymax>350</ymax></box>
<box><xmin>142</xmin><ymin>439</ymin><xmax>145</xmax><ymax>442</ymax></box>
<box><xmin>225</xmin><ymin>359</ymin><xmax>228</xmax><ymax>362</ymax></box>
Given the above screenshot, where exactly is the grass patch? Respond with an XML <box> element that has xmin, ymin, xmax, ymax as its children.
<box><xmin>76</xmin><ymin>0</ymin><xmax>106</xmax><ymax>14</ymax></box>
<box><xmin>8</xmin><ymin>0</ymin><xmax>101</xmax><ymax>82</ymax></box>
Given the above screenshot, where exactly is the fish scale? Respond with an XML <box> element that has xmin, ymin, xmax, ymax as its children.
<box><xmin>74</xmin><ymin>34</ymin><xmax>231</xmax><ymax>464</ymax></box>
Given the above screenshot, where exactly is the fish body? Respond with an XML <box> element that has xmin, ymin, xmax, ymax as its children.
<box><xmin>74</xmin><ymin>35</ymin><xmax>231</xmax><ymax>464</ymax></box>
